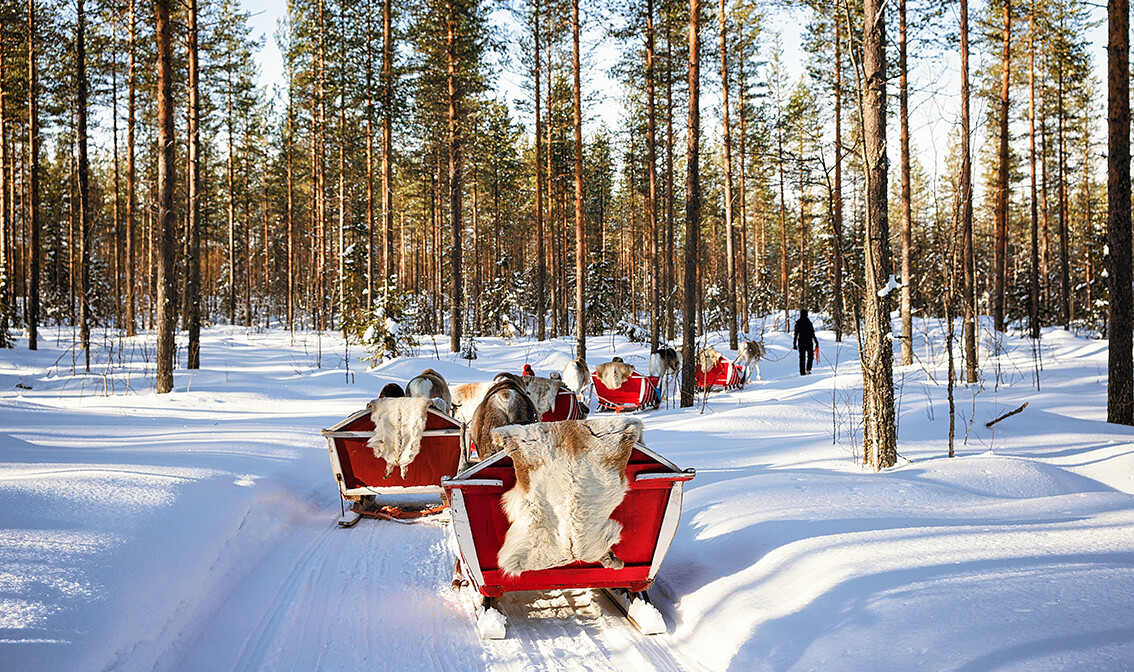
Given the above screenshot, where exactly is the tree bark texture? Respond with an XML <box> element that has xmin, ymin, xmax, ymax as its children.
<box><xmin>861</xmin><ymin>0</ymin><xmax>897</xmax><ymax>470</ymax></box>
<box><xmin>572</xmin><ymin>0</ymin><xmax>586</xmax><ymax>360</ymax></box>
<box><xmin>899</xmin><ymin>0</ymin><xmax>912</xmax><ymax>365</ymax></box>
<box><xmin>960</xmin><ymin>0</ymin><xmax>978</xmax><ymax>382</ymax></box>
<box><xmin>681</xmin><ymin>0</ymin><xmax>700</xmax><ymax>408</ymax></box>
<box><xmin>187</xmin><ymin>0</ymin><xmax>202</xmax><ymax>369</ymax></box>
<box><xmin>1108</xmin><ymin>0</ymin><xmax>1133</xmax><ymax>424</ymax></box>
<box><xmin>155</xmin><ymin>0</ymin><xmax>177</xmax><ymax>393</ymax></box>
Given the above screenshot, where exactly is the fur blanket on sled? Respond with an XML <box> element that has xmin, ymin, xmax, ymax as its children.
<box><xmin>696</xmin><ymin>346</ymin><xmax>724</xmax><ymax>374</ymax></box>
<box><xmin>366</xmin><ymin>397</ymin><xmax>432</xmax><ymax>478</ymax></box>
<box><xmin>594</xmin><ymin>361</ymin><xmax>635</xmax><ymax>390</ymax></box>
<box><xmin>493</xmin><ymin>416</ymin><xmax>642</xmax><ymax>577</ymax></box>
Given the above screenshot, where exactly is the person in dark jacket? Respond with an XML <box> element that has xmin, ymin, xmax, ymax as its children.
<box><xmin>792</xmin><ymin>309</ymin><xmax>816</xmax><ymax>376</ymax></box>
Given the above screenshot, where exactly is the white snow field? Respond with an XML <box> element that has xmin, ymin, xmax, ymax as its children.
<box><xmin>1</xmin><ymin>320</ymin><xmax>1132</xmax><ymax>671</ymax></box>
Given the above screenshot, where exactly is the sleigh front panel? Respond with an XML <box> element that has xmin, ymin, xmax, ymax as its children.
<box><xmin>323</xmin><ymin>407</ymin><xmax>464</xmax><ymax>496</ymax></box>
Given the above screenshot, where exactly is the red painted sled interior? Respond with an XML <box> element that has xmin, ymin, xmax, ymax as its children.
<box><xmin>541</xmin><ymin>388</ymin><xmax>586</xmax><ymax>422</ymax></box>
<box><xmin>591</xmin><ymin>373</ymin><xmax>661</xmax><ymax>412</ymax></box>
<box><xmin>695</xmin><ymin>357</ymin><xmax>744</xmax><ymax>391</ymax></box>
<box><xmin>322</xmin><ymin>405</ymin><xmax>464</xmax><ymax>496</ymax></box>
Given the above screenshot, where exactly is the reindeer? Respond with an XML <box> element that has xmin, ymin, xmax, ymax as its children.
<box><xmin>470</xmin><ymin>378</ymin><xmax>538</xmax><ymax>459</ymax></box>
<box><xmin>649</xmin><ymin>347</ymin><xmax>682</xmax><ymax>407</ymax></box>
<box><xmin>406</xmin><ymin>368</ymin><xmax>452</xmax><ymax>413</ymax></box>
<box><xmin>734</xmin><ymin>340</ymin><xmax>766</xmax><ymax>385</ymax></box>
<box><xmin>561</xmin><ymin>358</ymin><xmax>590</xmax><ymax>401</ymax></box>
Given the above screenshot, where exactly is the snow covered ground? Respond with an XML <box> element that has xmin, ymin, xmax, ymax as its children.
<box><xmin>1</xmin><ymin>319</ymin><xmax>1132</xmax><ymax>671</ymax></box>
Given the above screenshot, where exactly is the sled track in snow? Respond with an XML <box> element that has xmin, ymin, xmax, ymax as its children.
<box><xmin>177</xmin><ymin>512</ymin><xmax>703</xmax><ymax>671</ymax></box>
<box><xmin>476</xmin><ymin>586</ymin><xmax>703</xmax><ymax>672</ymax></box>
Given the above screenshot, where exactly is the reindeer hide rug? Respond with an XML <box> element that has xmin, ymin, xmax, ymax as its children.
<box><xmin>492</xmin><ymin>416</ymin><xmax>642</xmax><ymax>576</ymax></box>
<box><xmin>595</xmin><ymin>361</ymin><xmax>635</xmax><ymax>390</ymax></box>
<box><xmin>366</xmin><ymin>397</ymin><xmax>432</xmax><ymax>478</ymax></box>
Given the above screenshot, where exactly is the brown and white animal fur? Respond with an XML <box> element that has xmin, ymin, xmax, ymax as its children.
<box><xmin>493</xmin><ymin>416</ymin><xmax>641</xmax><ymax>576</ymax></box>
<box><xmin>561</xmin><ymin>358</ymin><xmax>590</xmax><ymax>399</ymax></box>
<box><xmin>521</xmin><ymin>375</ymin><xmax>565</xmax><ymax>417</ymax></box>
<box><xmin>406</xmin><ymin>368</ymin><xmax>451</xmax><ymax>412</ymax></box>
<box><xmin>696</xmin><ymin>347</ymin><xmax>725</xmax><ymax>374</ymax></box>
<box><xmin>594</xmin><ymin>360</ymin><xmax>635</xmax><ymax>390</ymax></box>
<box><xmin>735</xmin><ymin>340</ymin><xmax>766</xmax><ymax>382</ymax></box>
<box><xmin>365</xmin><ymin>397</ymin><xmax>432</xmax><ymax>478</ymax></box>
<box><xmin>450</xmin><ymin>373</ymin><xmax>525</xmax><ymax>425</ymax></box>
<box><xmin>470</xmin><ymin>378</ymin><xmax>538</xmax><ymax>459</ymax></box>
<box><xmin>649</xmin><ymin>347</ymin><xmax>682</xmax><ymax>406</ymax></box>
<box><xmin>649</xmin><ymin>347</ymin><xmax>681</xmax><ymax>378</ymax></box>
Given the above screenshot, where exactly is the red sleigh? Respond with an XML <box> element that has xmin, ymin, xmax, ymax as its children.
<box><xmin>442</xmin><ymin>441</ymin><xmax>694</xmax><ymax>638</ymax></box>
<box><xmin>541</xmin><ymin>388</ymin><xmax>587</xmax><ymax>422</ymax></box>
<box><xmin>591</xmin><ymin>372</ymin><xmax>661</xmax><ymax>412</ymax></box>
<box><xmin>321</xmin><ymin>404</ymin><xmax>464</xmax><ymax>526</ymax></box>
<box><xmin>695</xmin><ymin>355</ymin><xmax>744</xmax><ymax>391</ymax></box>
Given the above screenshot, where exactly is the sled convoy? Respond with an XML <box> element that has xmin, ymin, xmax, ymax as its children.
<box><xmin>320</xmin><ymin>345</ymin><xmax>762</xmax><ymax>639</ymax></box>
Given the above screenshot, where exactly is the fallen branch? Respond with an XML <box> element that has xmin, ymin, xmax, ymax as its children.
<box><xmin>985</xmin><ymin>402</ymin><xmax>1028</xmax><ymax>429</ymax></box>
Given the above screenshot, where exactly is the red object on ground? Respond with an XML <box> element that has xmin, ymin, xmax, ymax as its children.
<box><xmin>541</xmin><ymin>388</ymin><xmax>587</xmax><ymax>422</ymax></box>
<box><xmin>695</xmin><ymin>356</ymin><xmax>743</xmax><ymax>391</ymax></box>
<box><xmin>522</xmin><ymin>364</ymin><xmax>535</xmax><ymax>377</ymax></box>
<box><xmin>322</xmin><ymin>405</ymin><xmax>463</xmax><ymax>496</ymax></box>
<box><xmin>443</xmin><ymin>444</ymin><xmax>694</xmax><ymax>597</ymax></box>
<box><xmin>591</xmin><ymin>372</ymin><xmax>661</xmax><ymax>412</ymax></box>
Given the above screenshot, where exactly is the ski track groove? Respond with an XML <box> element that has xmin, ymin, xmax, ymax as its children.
<box><xmin>177</xmin><ymin>506</ymin><xmax>699</xmax><ymax>671</ymax></box>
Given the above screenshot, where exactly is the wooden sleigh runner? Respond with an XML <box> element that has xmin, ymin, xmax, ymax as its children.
<box><xmin>322</xmin><ymin>400</ymin><xmax>465</xmax><ymax>527</ymax></box>
<box><xmin>443</xmin><ymin>417</ymin><xmax>694</xmax><ymax>639</ymax></box>
<box><xmin>591</xmin><ymin>372</ymin><xmax>661</xmax><ymax>412</ymax></box>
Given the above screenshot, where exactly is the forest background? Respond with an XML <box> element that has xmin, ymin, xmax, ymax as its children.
<box><xmin>0</xmin><ymin>0</ymin><xmax>1131</xmax><ymax>468</ymax></box>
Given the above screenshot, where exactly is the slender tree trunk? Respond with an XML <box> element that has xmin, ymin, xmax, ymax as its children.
<box><xmin>186</xmin><ymin>0</ymin><xmax>201</xmax><ymax>368</ymax></box>
<box><xmin>1057</xmin><ymin>61</ymin><xmax>1070</xmax><ymax>328</ymax></box>
<box><xmin>993</xmin><ymin>0</ymin><xmax>1011</xmax><ymax>333</ymax></box>
<box><xmin>665</xmin><ymin>18</ymin><xmax>675</xmax><ymax>342</ymax></box>
<box><xmin>110</xmin><ymin>21</ymin><xmax>122</xmax><ymax>332</ymax></box>
<box><xmin>77</xmin><ymin>0</ymin><xmax>92</xmax><ymax>370</ymax></box>
<box><xmin>125</xmin><ymin>0</ymin><xmax>136</xmax><ymax>336</ymax></box>
<box><xmin>365</xmin><ymin>0</ymin><xmax>374</xmax><ymax>310</ymax></box>
<box><xmin>720</xmin><ymin>0</ymin><xmax>737</xmax><ymax>349</ymax></box>
<box><xmin>647</xmin><ymin>0</ymin><xmax>659</xmax><ymax>351</ymax></box>
<box><xmin>777</xmin><ymin>105</ymin><xmax>788</xmax><ymax>331</ymax></box>
<box><xmin>535</xmin><ymin>0</ymin><xmax>546</xmax><ymax>341</ymax></box>
<box><xmin>448</xmin><ymin>2</ymin><xmax>463</xmax><ymax>352</ymax></box>
<box><xmin>572</xmin><ymin>0</ymin><xmax>586</xmax><ymax>360</ymax></box>
<box><xmin>226</xmin><ymin>64</ymin><xmax>237</xmax><ymax>324</ymax></box>
<box><xmin>738</xmin><ymin>55</ymin><xmax>749</xmax><ymax>333</ymax></box>
<box><xmin>961</xmin><ymin>0</ymin><xmax>977</xmax><ymax>381</ymax></box>
<box><xmin>382</xmin><ymin>0</ymin><xmax>394</xmax><ymax>298</ymax></box>
<box><xmin>832</xmin><ymin>16</ymin><xmax>844</xmax><ymax>342</ymax></box>
<box><xmin>27</xmin><ymin>0</ymin><xmax>38</xmax><ymax>351</ymax></box>
<box><xmin>899</xmin><ymin>0</ymin><xmax>913</xmax><ymax>365</ymax></box>
<box><xmin>681</xmin><ymin>0</ymin><xmax>700</xmax><ymax>407</ymax></box>
<box><xmin>155</xmin><ymin>0</ymin><xmax>176</xmax><ymax>393</ymax></box>
<box><xmin>0</xmin><ymin>28</ymin><xmax>8</xmax><ymax>346</ymax></box>
<box><xmin>861</xmin><ymin>0</ymin><xmax>896</xmax><ymax>470</ymax></box>
<box><xmin>1108</xmin><ymin>0</ymin><xmax>1133</xmax><ymax>424</ymax></box>
<box><xmin>286</xmin><ymin>85</ymin><xmax>295</xmax><ymax>329</ymax></box>
<box><xmin>1028</xmin><ymin>3</ymin><xmax>1040</xmax><ymax>339</ymax></box>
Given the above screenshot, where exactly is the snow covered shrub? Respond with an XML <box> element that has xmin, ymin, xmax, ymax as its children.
<box><xmin>615</xmin><ymin>319</ymin><xmax>650</xmax><ymax>343</ymax></box>
<box><xmin>354</xmin><ymin>291</ymin><xmax>419</xmax><ymax>367</ymax></box>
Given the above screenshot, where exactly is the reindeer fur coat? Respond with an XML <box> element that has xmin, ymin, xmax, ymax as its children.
<box><xmin>594</xmin><ymin>361</ymin><xmax>635</xmax><ymax>390</ymax></box>
<box><xmin>492</xmin><ymin>416</ymin><xmax>641</xmax><ymax>576</ymax></box>
<box><xmin>365</xmin><ymin>397</ymin><xmax>433</xmax><ymax>478</ymax></box>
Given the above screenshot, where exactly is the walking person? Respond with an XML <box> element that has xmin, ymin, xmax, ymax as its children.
<box><xmin>792</xmin><ymin>309</ymin><xmax>816</xmax><ymax>376</ymax></box>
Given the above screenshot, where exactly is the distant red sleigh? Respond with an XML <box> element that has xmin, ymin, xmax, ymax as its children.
<box><xmin>695</xmin><ymin>356</ymin><xmax>744</xmax><ymax>391</ymax></box>
<box><xmin>443</xmin><ymin>441</ymin><xmax>694</xmax><ymax>637</ymax></box>
<box><xmin>321</xmin><ymin>404</ymin><xmax>464</xmax><ymax>526</ymax></box>
<box><xmin>591</xmin><ymin>372</ymin><xmax>661</xmax><ymax>412</ymax></box>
